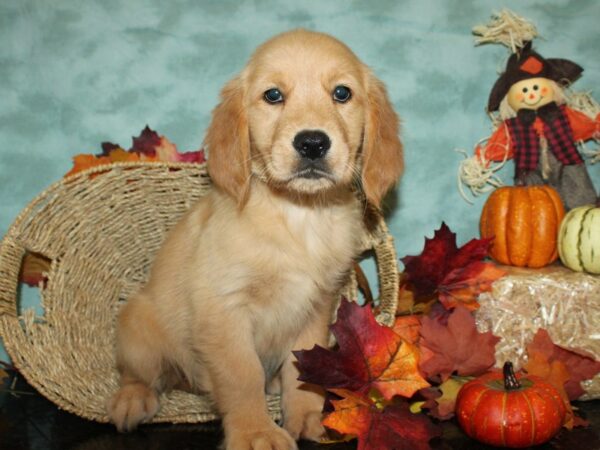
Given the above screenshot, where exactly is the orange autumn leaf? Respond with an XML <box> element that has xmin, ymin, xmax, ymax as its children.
<box><xmin>295</xmin><ymin>300</ymin><xmax>429</xmax><ymax>401</ymax></box>
<box><xmin>524</xmin><ymin>351</ymin><xmax>574</xmax><ymax>429</ymax></box>
<box><xmin>375</xmin><ymin>339</ymin><xmax>429</xmax><ymax>400</ymax></box>
<box><xmin>437</xmin><ymin>262</ymin><xmax>506</xmax><ymax>311</ymax></box>
<box><xmin>397</xmin><ymin>282</ymin><xmax>415</xmax><ymax>312</ymax></box>
<box><xmin>106</xmin><ymin>148</ymin><xmax>142</xmax><ymax>163</ymax></box>
<box><xmin>525</xmin><ymin>351</ymin><xmax>571</xmax><ymax>394</ymax></box>
<box><xmin>323</xmin><ymin>390</ymin><xmax>373</xmax><ymax>438</ymax></box>
<box><xmin>323</xmin><ymin>389</ymin><xmax>441</xmax><ymax>450</ymax></box>
<box><xmin>65</xmin><ymin>148</ymin><xmax>143</xmax><ymax>178</ymax></box>
<box><xmin>392</xmin><ymin>315</ymin><xmax>421</xmax><ymax>345</ymax></box>
<box><xmin>523</xmin><ymin>329</ymin><xmax>600</xmax><ymax>428</ymax></box>
<box><xmin>526</xmin><ymin>328</ymin><xmax>600</xmax><ymax>401</ymax></box>
<box><xmin>66</xmin><ymin>147</ymin><xmax>184</xmax><ymax>177</ymax></box>
<box><xmin>65</xmin><ymin>154</ymin><xmax>111</xmax><ymax>177</ymax></box>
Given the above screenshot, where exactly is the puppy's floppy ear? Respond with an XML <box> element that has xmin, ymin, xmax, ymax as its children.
<box><xmin>361</xmin><ymin>71</ymin><xmax>404</xmax><ymax>208</ymax></box>
<box><xmin>205</xmin><ymin>75</ymin><xmax>251</xmax><ymax>205</ymax></box>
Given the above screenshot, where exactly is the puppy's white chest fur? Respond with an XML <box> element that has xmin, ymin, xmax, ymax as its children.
<box><xmin>254</xmin><ymin>194</ymin><xmax>359</xmax><ymax>299</ymax></box>
<box><xmin>195</xmin><ymin>184</ymin><xmax>363</xmax><ymax>375</ymax></box>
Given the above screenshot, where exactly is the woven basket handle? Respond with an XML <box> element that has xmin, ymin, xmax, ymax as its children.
<box><xmin>347</xmin><ymin>203</ymin><xmax>400</xmax><ymax>326</ymax></box>
<box><xmin>371</xmin><ymin>216</ymin><xmax>399</xmax><ymax>327</ymax></box>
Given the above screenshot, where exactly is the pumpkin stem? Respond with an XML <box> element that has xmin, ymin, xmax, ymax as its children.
<box><xmin>503</xmin><ymin>362</ymin><xmax>521</xmax><ymax>391</ymax></box>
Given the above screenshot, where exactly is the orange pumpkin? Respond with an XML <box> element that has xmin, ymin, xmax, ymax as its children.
<box><xmin>455</xmin><ymin>362</ymin><xmax>566</xmax><ymax>448</ymax></box>
<box><xmin>480</xmin><ymin>185</ymin><xmax>565</xmax><ymax>268</ymax></box>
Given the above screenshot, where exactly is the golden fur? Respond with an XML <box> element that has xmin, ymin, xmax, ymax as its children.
<box><xmin>107</xmin><ymin>29</ymin><xmax>403</xmax><ymax>450</ymax></box>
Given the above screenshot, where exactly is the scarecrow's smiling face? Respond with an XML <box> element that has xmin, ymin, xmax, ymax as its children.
<box><xmin>507</xmin><ymin>77</ymin><xmax>555</xmax><ymax>111</ymax></box>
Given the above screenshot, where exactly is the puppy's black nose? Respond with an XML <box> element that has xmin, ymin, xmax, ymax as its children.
<box><xmin>293</xmin><ymin>130</ymin><xmax>331</xmax><ymax>160</ymax></box>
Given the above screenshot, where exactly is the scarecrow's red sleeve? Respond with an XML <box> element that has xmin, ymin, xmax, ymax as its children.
<box><xmin>565</xmin><ymin>107</ymin><xmax>600</xmax><ymax>141</ymax></box>
<box><xmin>475</xmin><ymin>123</ymin><xmax>513</xmax><ymax>163</ymax></box>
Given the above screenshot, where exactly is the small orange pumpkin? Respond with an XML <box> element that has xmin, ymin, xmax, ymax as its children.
<box><xmin>480</xmin><ymin>185</ymin><xmax>565</xmax><ymax>268</ymax></box>
<box><xmin>456</xmin><ymin>362</ymin><xmax>566</xmax><ymax>448</ymax></box>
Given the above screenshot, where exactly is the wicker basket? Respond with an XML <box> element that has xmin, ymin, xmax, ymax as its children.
<box><xmin>0</xmin><ymin>162</ymin><xmax>399</xmax><ymax>423</ymax></box>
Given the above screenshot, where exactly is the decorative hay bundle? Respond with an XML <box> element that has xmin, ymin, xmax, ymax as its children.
<box><xmin>476</xmin><ymin>265</ymin><xmax>600</xmax><ymax>399</ymax></box>
<box><xmin>0</xmin><ymin>162</ymin><xmax>399</xmax><ymax>423</ymax></box>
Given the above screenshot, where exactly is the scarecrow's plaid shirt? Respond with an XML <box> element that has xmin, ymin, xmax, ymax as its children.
<box><xmin>507</xmin><ymin>103</ymin><xmax>584</xmax><ymax>171</ymax></box>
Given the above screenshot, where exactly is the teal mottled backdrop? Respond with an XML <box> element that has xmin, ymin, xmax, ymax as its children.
<box><xmin>1</xmin><ymin>0</ymin><xmax>599</xmax><ymax>360</ymax></box>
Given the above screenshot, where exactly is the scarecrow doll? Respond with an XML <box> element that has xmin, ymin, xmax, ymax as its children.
<box><xmin>475</xmin><ymin>41</ymin><xmax>599</xmax><ymax>210</ymax></box>
<box><xmin>458</xmin><ymin>10</ymin><xmax>600</xmax><ymax>209</ymax></box>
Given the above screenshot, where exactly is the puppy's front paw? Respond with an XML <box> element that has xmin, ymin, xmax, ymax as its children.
<box><xmin>282</xmin><ymin>388</ymin><xmax>326</xmax><ymax>442</ymax></box>
<box><xmin>224</xmin><ymin>422</ymin><xmax>297</xmax><ymax>450</ymax></box>
<box><xmin>107</xmin><ymin>382</ymin><xmax>159</xmax><ymax>432</ymax></box>
<box><xmin>284</xmin><ymin>409</ymin><xmax>325</xmax><ymax>442</ymax></box>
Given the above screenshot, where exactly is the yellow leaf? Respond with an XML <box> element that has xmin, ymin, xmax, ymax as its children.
<box><xmin>410</xmin><ymin>401</ymin><xmax>425</xmax><ymax>414</ymax></box>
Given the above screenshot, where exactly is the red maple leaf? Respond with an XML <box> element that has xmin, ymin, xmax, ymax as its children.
<box><xmin>295</xmin><ymin>299</ymin><xmax>429</xmax><ymax>401</ymax></box>
<box><xmin>526</xmin><ymin>329</ymin><xmax>600</xmax><ymax>401</ymax></box>
<box><xmin>130</xmin><ymin>125</ymin><xmax>163</xmax><ymax>156</ymax></box>
<box><xmin>324</xmin><ymin>389</ymin><xmax>441</xmax><ymax>450</ymax></box>
<box><xmin>130</xmin><ymin>126</ymin><xmax>206</xmax><ymax>163</ymax></box>
<box><xmin>400</xmin><ymin>223</ymin><xmax>503</xmax><ymax>310</ymax></box>
<box><xmin>178</xmin><ymin>150</ymin><xmax>206</xmax><ymax>163</ymax></box>
<box><xmin>419</xmin><ymin>306</ymin><xmax>500</xmax><ymax>382</ymax></box>
<box><xmin>99</xmin><ymin>141</ymin><xmax>121</xmax><ymax>156</ymax></box>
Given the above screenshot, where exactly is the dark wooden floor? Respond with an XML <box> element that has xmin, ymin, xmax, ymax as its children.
<box><xmin>1</xmin><ymin>372</ymin><xmax>599</xmax><ymax>450</ymax></box>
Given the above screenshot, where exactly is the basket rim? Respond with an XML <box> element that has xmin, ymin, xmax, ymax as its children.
<box><xmin>3</xmin><ymin>161</ymin><xmax>208</xmax><ymax>243</ymax></box>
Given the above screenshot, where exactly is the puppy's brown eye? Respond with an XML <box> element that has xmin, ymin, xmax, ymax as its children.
<box><xmin>264</xmin><ymin>88</ymin><xmax>284</xmax><ymax>103</ymax></box>
<box><xmin>333</xmin><ymin>85</ymin><xmax>351</xmax><ymax>103</ymax></box>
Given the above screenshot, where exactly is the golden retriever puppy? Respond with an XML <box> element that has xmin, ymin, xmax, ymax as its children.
<box><xmin>107</xmin><ymin>29</ymin><xmax>403</xmax><ymax>450</ymax></box>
